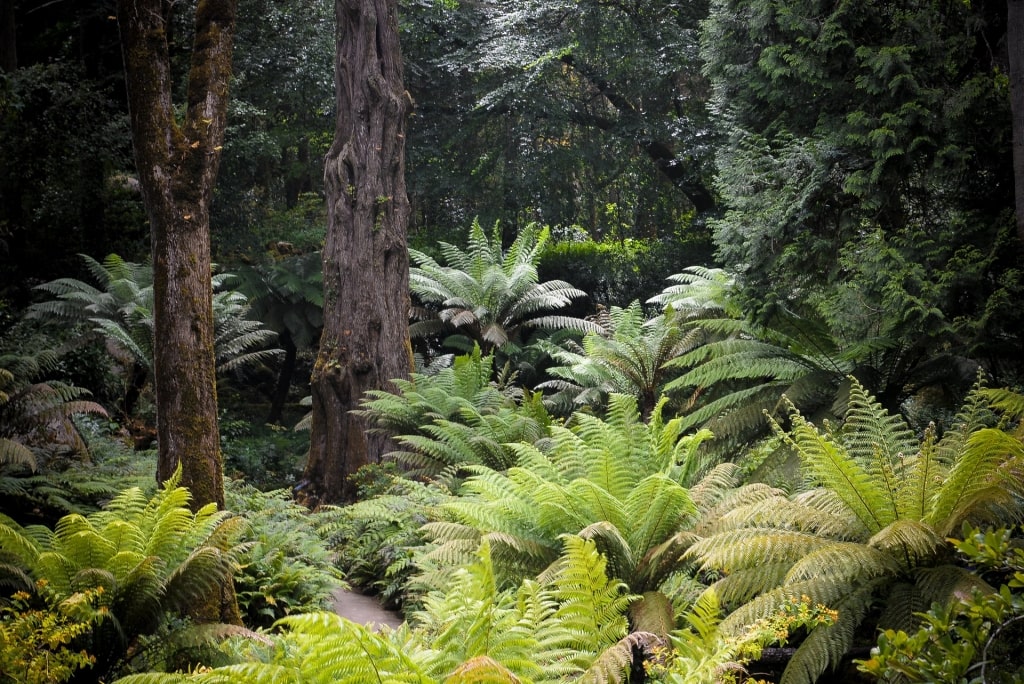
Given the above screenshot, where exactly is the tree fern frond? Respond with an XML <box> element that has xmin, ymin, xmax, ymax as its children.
<box><xmin>624</xmin><ymin>475</ymin><xmax>695</xmax><ymax>564</ymax></box>
<box><xmin>784</xmin><ymin>541</ymin><xmax>899</xmax><ymax>585</ymax></box>
<box><xmin>0</xmin><ymin>516</ymin><xmax>42</xmax><ymax>568</ymax></box>
<box><xmin>578</xmin><ymin>630</ymin><xmax>655</xmax><ymax>684</ymax></box>
<box><xmin>866</xmin><ymin>519</ymin><xmax>944</xmax><ymax>569</ymax></box>
<box><xmin>688</xmin><ymin>528</ymin><xmax>823</xmax><ymax>577</ymax></box>
<box><xmin>543</xmin><ymin>536</ymin><xmax>633</xmax><ymax>661</ymax></box>
<box><xmin>686</xmin><ymin>463</ymin><xmax>742</xmax><ymax>513</ymax></box>
<box><xmin>979</xmin><ymin>387</ymin><xmax>1024</xmax><ymax>422</ymax></box>
<box><xmin>930</xmin><ymin>427</ymin><xmax>1024</xmax><ymax>535</ymax></box>
<box><xmin>0</xmin><ymin>438</ymin><xmax>36</xmax><ymax>470</ymax></box>
<box><xmin>772</xmin><ymin>404</ymin><xmax>891</xmax><ymax>533</ymax></box>
<box><xmin>913</xmin><ymin>563</ymin><xmax>991</xmax><ymax>608</ymax></box>
<box><xmin>694</xmin><ymin>485</ymin><xmax>786</xmax><ymax>536</ymax></box>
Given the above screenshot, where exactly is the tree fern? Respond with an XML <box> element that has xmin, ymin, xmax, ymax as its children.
<box><xmin>0</xmin><ymin>342</ymin><xmax>108</xmax><ymax>498</ymax></box>
<box><xmin>421</xmin><ymin>394</ymin><xmax>728</xmax><ymax>652</ymax></box>
<box><xmin>0</xmin><ymin>468</ymin><xmax>249</xmax><ymax>679</ymax></box>
<box><xmin>687</xmin><ymin>378</ymin><xmax>1024</xmax><ymax>684</ymax></box>
<box><xmin>409</xmin><ymin>219</ymin><xmax>599</xmax><ymax>363</ymax></box>
<box><xmin>650</xmin><ymin>269</ymin><xmax>852</xmax><ymax>458</ymax></box>
<box><xmin>115</xmin><ymin>535</ymin><xmax>644</xmax><ymax>684</ymax></box>
<box><xmin>28</xmin><ymin>254</ymin><xmax>282</xmax><ymax>408</ymax></box>
<box><xmin>537</xmin><ymin>301</ymin><xmax>693</xmax><ymax>419</ymax></box>
<box><xmin>357</xmin><ymin>347</ymin><xmax>550</xmax><ymax>479</ymax></box>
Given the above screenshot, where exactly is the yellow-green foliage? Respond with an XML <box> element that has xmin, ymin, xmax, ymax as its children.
<box><xmin>653</xmin><ymin>591</ymin><xmax>837</xmax><ymax>684</ymax></box>
<box><xmin>687</xmin><ymin>378</ymin><xmax>1024</xmax><ymax>684</ymax></box>
<box><xmin>424</xmin><ymin>394</ymin><xmax>715</xmax><ymax>595</ymax></box>
<box><xmin>0</xmin><ymin>467</ymin><xmax>247</xmax><ymax>678</ymax></box>
<box><xmin>112</xmin><ymin>537</ymin><xmax>640</xmax><ymax>684</ymax></box>
<box><xmin>0</xmin><ymin>585</ymin><xmax>102</xmax><ymax>684</ymax></box>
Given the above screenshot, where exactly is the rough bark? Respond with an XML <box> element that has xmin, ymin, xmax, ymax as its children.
<box><xmin>303</xmin><ymin>0</ymin><xmax>412</xmax><ymax>506</ymax></box>
<box><xmin>117</xmin><ymin>0</ymin><xmax>236</xmax><ymax>510</ymax></box>
<box><xmin>1009</xmin><ymin>0</ymin><xmax>1024</xmax><ymax>244</ymax></box>
<box><xmin>117</xmin><ymin>0</ymin><xmax>238</xmax><ymax>624</ymax></box>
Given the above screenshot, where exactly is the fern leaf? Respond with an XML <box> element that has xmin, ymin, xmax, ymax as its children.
<box><xmin>773</xmin><ymin>406</ymin><xmax>890</xmax><ymax>533</ymax></box>
<box><xmin>930</xmin><ymin>427</ymin><xmax>1024</xmax><ymax>534</ymax></box>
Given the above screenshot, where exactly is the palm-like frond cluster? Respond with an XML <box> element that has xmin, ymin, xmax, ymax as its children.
<box><xmin>357</xmin><ymin>346</ymin><xmax>551</xmax><ymax>477</ymax></box>
<box><xmin>52</xmin><ymin>368</ymin><xmax>1018</xmax><ymax>684</ymax></box>
<box><xmin>29</xmin><ymin>254</ymin><xmax>156</xmax><ymax>370</ymax></box>
<box><xmin>420</xmin><ymin>395</ymin><xmax>735</xmax><ymax>637</ymax></box>
<box><xmin>686</xmin><ymin>377</ymin><xmax>1024</xmax><ymax>684</ymax></box>
<box><xmin>0</xmin><ymin>344</ymin><xmax>107</xmax><ymax>472</ymax></box>
<box><xmin>538</xmin><ymin>301</ymin><xmax>694</xmax><ymax>419</ymax></box>
<box><xmin>662</xmin><ymin>305</ymin><xmax>849</xmax><ymax>460</ymax></box>
<box><xmin>409</xmin><ymin>219</ymin><xmax>600</xmax><ymax>357</ymax></box>
<box><xmin>535</xmin><ymin>264</ymin><xmax>848</xmax><ymax>460</ymax></box>
<box><xmin>0</xmin><ymin>469</ymin><xmax>249</xmax><ymax>679</ymax></box>
<box><xmin>28</xmin><ymin>254</ymin><xmax>282</xmax><ymax>396</ymax></box>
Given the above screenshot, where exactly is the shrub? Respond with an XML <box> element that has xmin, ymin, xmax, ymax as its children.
<box><xmin>321</xmin><ymin>472</ymin><xmax>449</xmax><ymax>610</ymax></box>
<box><xmin>539</xmin><ymin>234</ymin><xmax>713</xmax><ymax>311</ymax></box>
<box><xmin>226</xmin><ymin>482</ymin><xmax>344</xmax><ymax>628</ymax></box>
<box><xmin>220</xmin><ymin>420</ymin><xmax>308</xmax><ymax>490</ymax></box>
<box><xmin>0</xmin><ymin>585</ymin><xmax>102</xmax><ymax>684</ymax></box>
<box><xmin>857</xmin><ymin>524</ymin><xmax>1024</xmax><ymax>683</ymax></box>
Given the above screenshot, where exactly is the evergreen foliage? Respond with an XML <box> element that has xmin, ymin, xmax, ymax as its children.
<box><xmin>112</xmin><ymin>537</ymin><xmax>641</xmax><ymax>683</ymax></box>
<box><xmin>701</xmin><ymin>0</ymin><xmax>1023</xmax><ymax>384</ymax></box>
<box><xmin>409</xmin><ymin>220</ymin><xmax>599</xmax><ymax>363</ymax></box>
<box><xmin>0</xmin><ymin>345</ymin><xmax>106</xmax><ymax>472</ymax></box>
<box><xmin>538</xmin><ymin>301</ymin><xmax>693</xmax><ymax>419</ymax></box>
<box><xmin>687</xmin><ymin>378</ymin><xmax>1024</xmax><ymax>684</ymax></box>
<box><xmin>857</xmin><ymin>525</ymin><xmax>1024</xmax><ymax>683</ymax></box>
<box><xmin>401</xmin><ymin>0</ymin><xmax>715</xmax><ymax>235</ymax></box>
<box><xmin>0</xmin><ymin>469</ymin><xmax>250</xmax><ymax>679</ymax></box>
<box><xmin>226</xmin><ymin>483</ymin><xmax>343</xmax><ymax>628</ymax></box>
<box><xmin>420</xmin><ymin>394</ymin><xmax>743</xmax><ymax>641</ymax></box>
<box><xmin>358</xmin><ymin>347</ymin><xmax>552</xmax><ymax>478</ymax></box>
<box><xmin>28</xmin><ymin>255</ymin><xmax>282</xmax><ymax>415</ymax></box>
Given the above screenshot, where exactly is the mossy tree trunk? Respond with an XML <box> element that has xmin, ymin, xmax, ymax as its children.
<box><xmin>116</xmin><ymin>0</ymin><xmax>235</xmax><ymax>509</ymax></box>
<box><xmin>116</xmin><ymin>0</ymin><xmax>240</xmax><ymax>622</ymax></box>
<box><xmin>303</xmin><ymin>0</ymin><xmax>412</xmax><ymax>505</ymax></box>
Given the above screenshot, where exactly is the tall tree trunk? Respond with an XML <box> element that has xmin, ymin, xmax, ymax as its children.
<box><xmin>117</xmin><ymin>0</ymin><xmax>235</xmax><ymax>510</ymax></box>
<box><xmin>1009</xmin><ymin>0</ymin><xmax>1024</xmax><ymax>244</ymax></box>
<box><xmin>117</xmin><ymin>0</ymin><xmax>240</xmax><ymax>624</ymax></box>
<box><xmin>303</xmin><ymin>0</ymin><xmax>412</xmax><ymax>506</ymax></box>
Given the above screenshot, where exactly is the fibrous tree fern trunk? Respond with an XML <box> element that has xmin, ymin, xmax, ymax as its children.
<box><xmin>305</xmin><ymin>0</ymin><xmax>413</xmax><ymax>504</ymax></box>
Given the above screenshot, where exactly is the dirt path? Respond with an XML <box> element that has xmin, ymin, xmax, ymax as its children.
<box><xmin>331</xmin><ymin>586</ymin><xmax>404</xmax><ymax>631</ymax></box>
